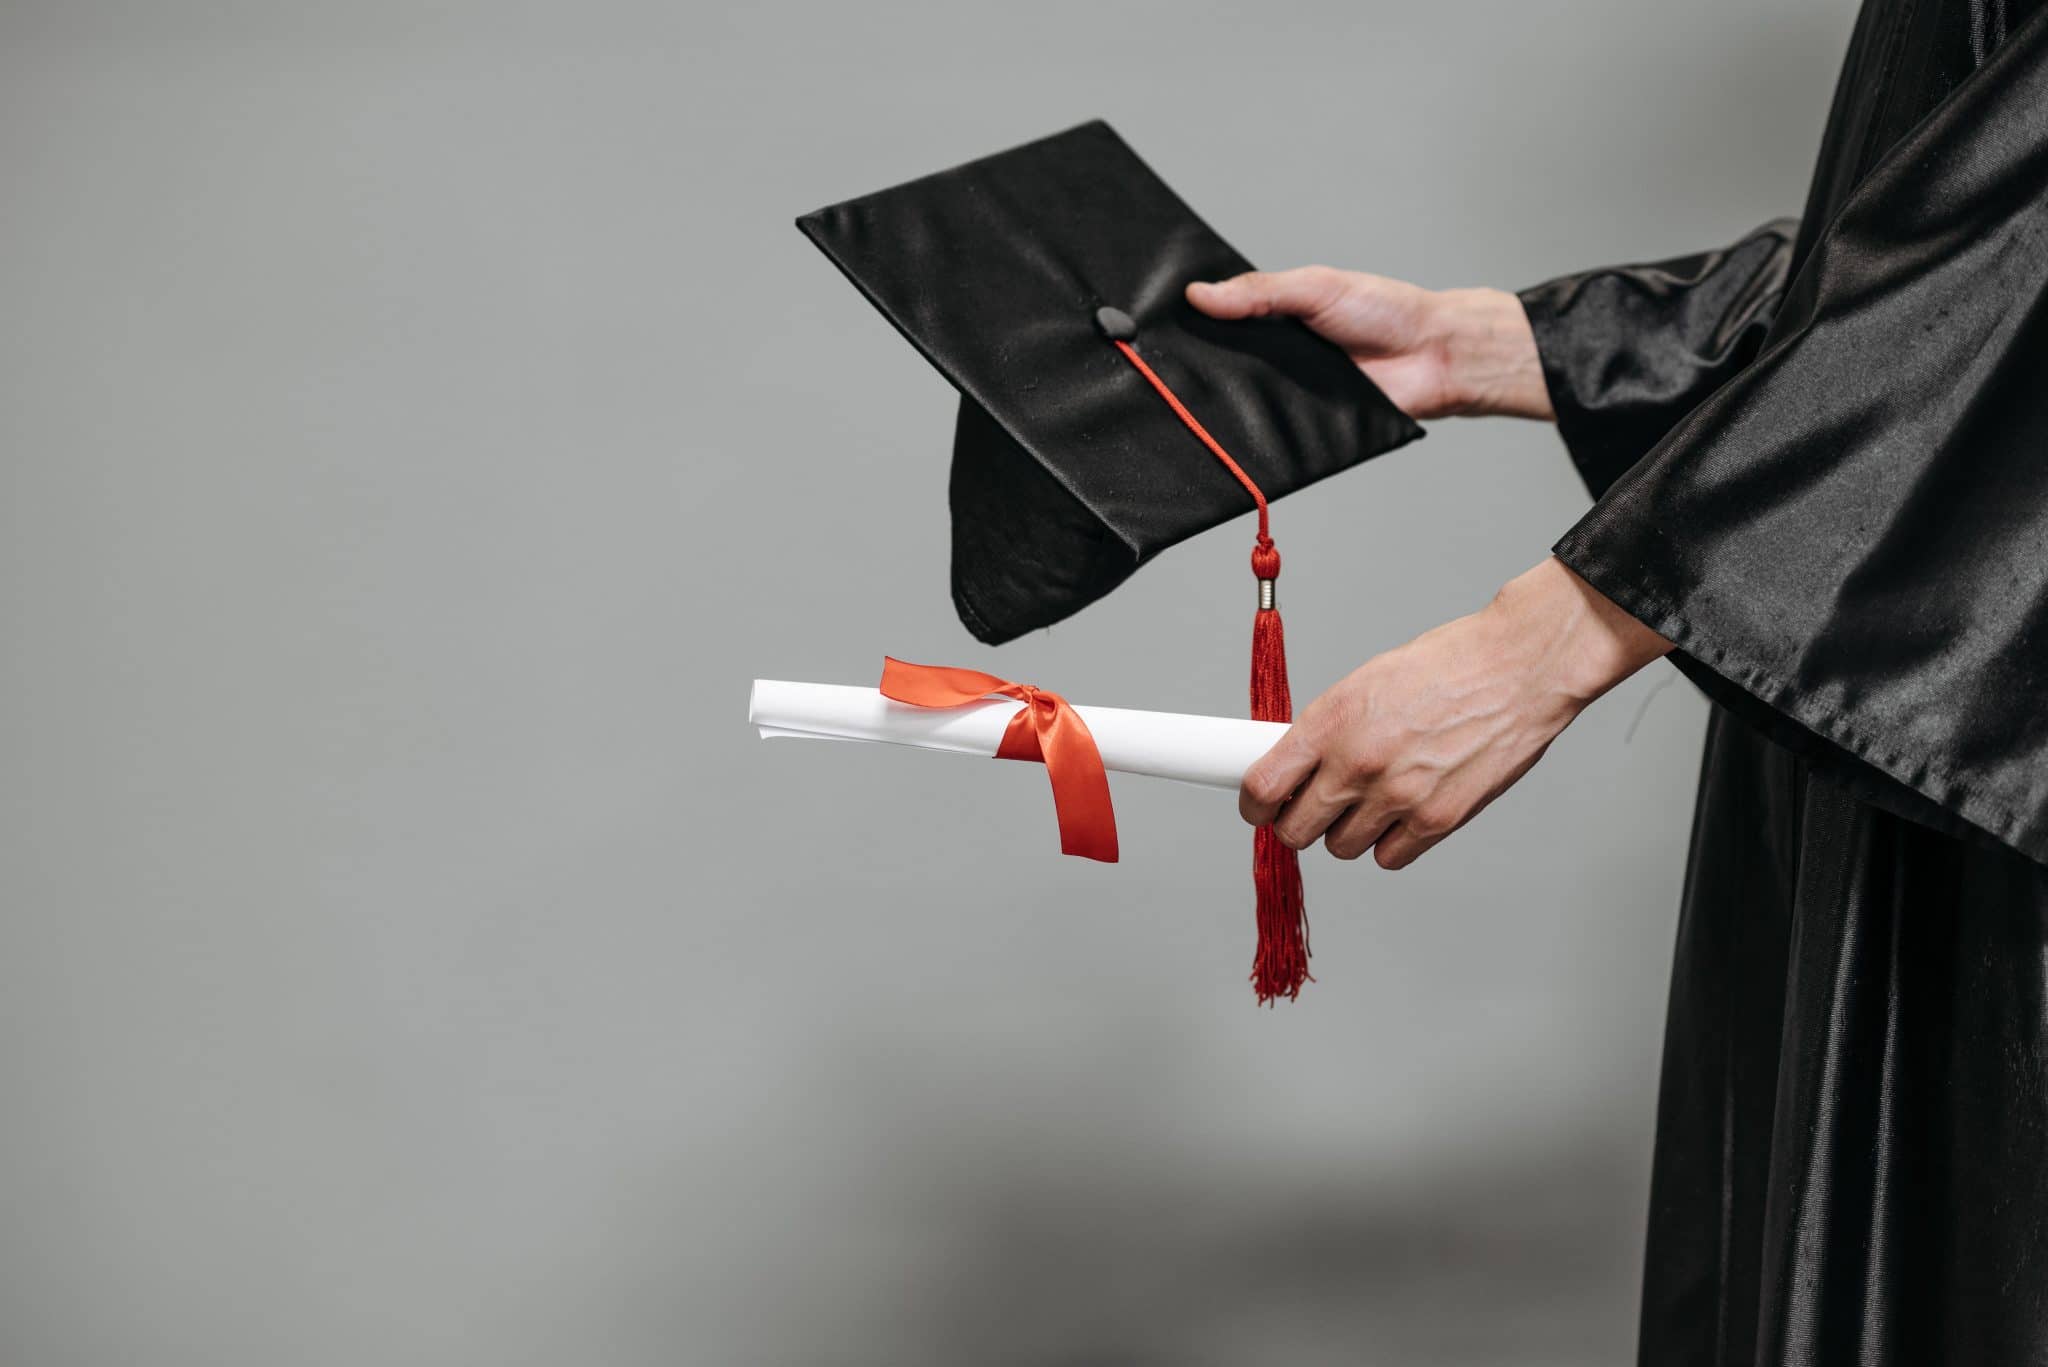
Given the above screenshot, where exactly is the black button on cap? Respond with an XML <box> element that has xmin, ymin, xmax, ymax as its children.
<box><xmin>1093</xmin><ymin>305</ymin><xmax>1137</xmax><ymax>341</ymax></box>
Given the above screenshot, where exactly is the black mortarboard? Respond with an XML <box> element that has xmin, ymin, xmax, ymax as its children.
<box><xmin>796</xmin><ymin>119</ymin><xmax>1422</xmax><ymax>647</ymax></box>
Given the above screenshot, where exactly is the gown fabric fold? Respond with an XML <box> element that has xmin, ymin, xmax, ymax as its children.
<box><xmin>1518</xmin><ymin>1</ymin><xmax>2048</xmax><ymax>1361</ymax></box>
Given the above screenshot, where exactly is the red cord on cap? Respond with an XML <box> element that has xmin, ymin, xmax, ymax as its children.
<box><xmin>1108</xmin><ymin>336</ymin><xmax>1311</xmax><ymax>1004</ymax></box>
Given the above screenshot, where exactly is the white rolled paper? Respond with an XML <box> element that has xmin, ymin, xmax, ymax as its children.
<box><xmin>749</xmin><ymin>680</ymin><xmax>1286</xmax><ymax>791</ymax></box>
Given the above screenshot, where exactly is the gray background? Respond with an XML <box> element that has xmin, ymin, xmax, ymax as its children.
<box><xmin>0</xmin><ymin>2</ymin><xmax>1852</xmax><ymax>1363</ymax></box>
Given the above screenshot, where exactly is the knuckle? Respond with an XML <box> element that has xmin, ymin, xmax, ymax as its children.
<box><xmin>1412</xmin><ymin>803</ymin><xmax>1459</xmax><ymax>840</ymax></box>
<box><xmin>1296</xmin><ymin>265</ymin><xmax>1348</xmax><ymax>312</ymax></box>
<box><xmin>1274</xmin><ymin>811</ymin><xmax>1319</xmax><ymax>849</ymax></box>
<box><xmin>1382</xmin><ymin>773</ymin><xmax>1431</xmax><ymax>811</ymax></box>
<box><xmin>1404</xmin><ymin>811</ymin><xmax>1445</xmax><ymax>840</ymax></box>
<box><xmin>1344</xmin><ymin>745</ymin><xmax>1387</xmax><ymax>783</ymax></box>
<box><xmin>1244</xmin><ymin>768</ymin><xmax>1289</xmax><ymax>808</ymax></box>
<box><xmin>1373</xmin><ymin>841</ymin><xmax>1410</xmax><ymax>871</ymax></box>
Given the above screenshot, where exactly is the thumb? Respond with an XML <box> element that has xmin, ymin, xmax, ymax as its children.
<box><xmin>1186</xmin><ymin>267</ymin><xmax>1344</xmax><ymax>322</ymax></box>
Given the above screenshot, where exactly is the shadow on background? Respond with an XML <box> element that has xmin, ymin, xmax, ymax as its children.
<box><xmin>893</xmin><ymin>1136</ymin><xmax>1647</xmax><ymax>1366</ymax></box>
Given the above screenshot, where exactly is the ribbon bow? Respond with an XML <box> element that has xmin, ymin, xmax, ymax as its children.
<box><xmin>879</xmin><ymin>657</ymin><xmax>1118</xmax><ymax>863</ymax></box>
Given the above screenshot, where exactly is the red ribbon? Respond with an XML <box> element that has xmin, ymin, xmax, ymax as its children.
<box><xmin>879</xmin><ymin>657</ymin><xmax>1118</xmax><ymax>863</ymax></box>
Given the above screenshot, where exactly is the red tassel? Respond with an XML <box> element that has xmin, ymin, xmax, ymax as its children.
<box><xmin>1249</xmin><ymin>539</ymin><xmax>1310</xmax><ymax>1003</ymax></box>
<box><xmin>1104</xmin><ymin>334</ymin><xmax>1311</xmax><ymax>1002</ymax></box>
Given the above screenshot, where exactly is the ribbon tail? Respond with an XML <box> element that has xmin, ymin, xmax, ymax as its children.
<box><xmin>1050</xmin><ymin>753</ymin><xmax>1118</xmax><ymax>863</ymax></box>
<box><xmin>1019</xmin><ymin>702</ymin><xmax>1118</xmax><ymax>863</ymax></box>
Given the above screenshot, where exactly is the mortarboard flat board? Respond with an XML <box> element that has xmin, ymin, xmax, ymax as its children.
<box><xmin>796</xmin><ymin>119</ymin><xmax>1423</xmax><ymax>646</ymax></box>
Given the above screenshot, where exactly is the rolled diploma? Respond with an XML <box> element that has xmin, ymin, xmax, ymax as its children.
<box><xmin>749</xmin><ymin>680</ymin><xmax>1286</xmax><ymax>791</ymax></box>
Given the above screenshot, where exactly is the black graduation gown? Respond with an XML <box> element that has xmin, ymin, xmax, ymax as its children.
<box><xmin>1518</xmin><ymin>1</ymin><xmax>2048</xmax><ymax>1361</ymax></box>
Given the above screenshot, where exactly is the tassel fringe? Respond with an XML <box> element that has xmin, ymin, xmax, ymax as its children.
<box><xmin>1249</xmin><ymin>542</ymin><xmax>1310</xmax><ymax>1004</ymax></box>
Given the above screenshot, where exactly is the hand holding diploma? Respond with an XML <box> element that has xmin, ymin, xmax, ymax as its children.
<box><xmin>1238</xmin><ymin>558</ymin><xmax>1673</xmax><ymax>870</ymax></box>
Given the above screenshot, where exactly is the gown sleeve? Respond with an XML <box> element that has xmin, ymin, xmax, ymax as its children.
<box><xmin>1551</xmin><ymin>11</ymin><xmax>2048</xmax><ymax>865</ymax></box>
<box><xmin>1518</xmin><ymin>220</ymin><xmax>1799</xmax><ymax>499</ymax></box>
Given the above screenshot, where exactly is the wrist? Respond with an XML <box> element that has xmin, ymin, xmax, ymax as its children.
<box><xmin>1490</xmin><ymin>557</ymin><xmax>1673</xmax><ymax>709</ymax></box>
<box><xmin>1431</xmin><ymin>287</ymin><xmax>1555</xmax><ymax>422</ymax></box>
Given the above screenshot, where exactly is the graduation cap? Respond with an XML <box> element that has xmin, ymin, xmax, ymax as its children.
<box><xmin>798</xmin><ymin>120</ymin><xmax>1422</xmax><ymax>1001</ymax></box>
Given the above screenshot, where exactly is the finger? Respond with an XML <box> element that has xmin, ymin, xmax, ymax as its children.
<box><xmin>1272</xmin><ymin>769</ymin><xmax>1355</xmax><ymax>852</ymax></box>
<box><xmin>1323</xmin><ymin>804</ymin><xmax>1396</xmax><ymax>862</ymax></box>
<box><xmin>1186</xmin><ymin>267</ymin><xmax>1343</xmax><ymax>323</ymax></box>
<box><xmin>1239</xmin><ymin>728</ymin><xmax>1320</xmax><ymax>827</ymax></box>
<box><xmin>1372</xmin><ymin>819</ymin><xmax>1447</xmax><ymax>871</ymax></box>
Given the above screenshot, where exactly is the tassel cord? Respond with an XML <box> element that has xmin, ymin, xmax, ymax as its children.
<box><xmin>1107</xmin><ymin>335</ymin><xmax>1312</xmax><ymax>1003</ymax></box>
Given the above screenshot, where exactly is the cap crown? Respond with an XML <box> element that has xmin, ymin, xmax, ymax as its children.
<box><xmin>798</xmin><ymin>119</ymin><xmax>1421</xmax><ymax>644</ymax></box>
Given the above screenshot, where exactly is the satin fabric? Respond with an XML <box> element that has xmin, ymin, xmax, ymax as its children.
<box><xmin>798</xmin><ymin>121</ymin><xmax>1421</xmax><ymax>645</ymax></box>
<box><xmin>1543</xmin><ymin>7</ymin><xmax>2048</xmax><ymax>863</ymax></box>
<box><xmin>1519</xmin><ymin>220</ymin><xmax>1798</xmax><ymax>504</ymax></box>
<box><xmin>1519</xmin><ymin>1</ymin><xmax>2048</xmax><ymax>1361</ymax></box>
